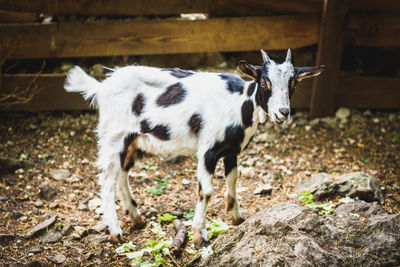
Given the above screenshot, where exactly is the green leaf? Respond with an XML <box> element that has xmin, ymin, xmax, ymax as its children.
<box><xmin>206</xmin><ymin>218</ymin><xmax>231</xmax><ymax>239</ymax></box>
<box><xmin>359</xmin><ymin>156</ymin><xmax>369</xmax><ymax>164</ymax></box>
<box><xmin>146</xmin><ymin>177</ymin><xmax>169</xmax><ymax>195</ymax></box>
<box><xmin>299</xmin><ymin>190</ymin><xmax>314</xmax><ymax>204</ymax></box>
<box><xmin>183</xmin><ymin>209</ymin><xmax>195</xmax><ymax>220</ymax></box>
<box><xmin>157</xmin><ymin>213</ymin><xmax>177</xmax><ymax>224</ymax></box>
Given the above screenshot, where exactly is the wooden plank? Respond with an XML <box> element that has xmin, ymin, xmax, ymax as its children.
<box><xmin>348</xmin><ymin>0</ymin><xmax>400</xmax><ymax>12</ymax></box>
<box><xmin>0</xmin><ymin>0</ymin><xmax>209</xmax><ymax>16</ymax></box>
<box><xmin>0</xmin><ymin>15</ymin><xmax>320</xmax><ymax>59</ymax></box>
<box><xmin>336</xmin><ymin>77</ymin><xmax>400</xmax><ymax>109</ymax></box>
<box><xmin>346</xmin><ymin>14</ymin><xmax>400</xmax><ymax>46</ymax></box>
<box><xmin>0</xmin><ymin>10</ymin><xmax>37</xmax><ymax>23</ymax></box>
<box><xmin>1</xmin><ymin>74</ymin><xmax>90</xmax><ymax>110</ymax></box>
<box><xmin>310</xmin><ymin>0</ymin><xmax>348</xmax><ymax>118</ymax></box>
<box><xmin>209</xmin><ymin>0</ymin><xmax>323</xmax><ymax>17</ymax></box>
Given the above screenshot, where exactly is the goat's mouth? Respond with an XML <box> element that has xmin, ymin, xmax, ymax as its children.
<box><xmin>274</xmin><ymin>113</ymin><xmax>285</xmax><ymax>125</ymax></box>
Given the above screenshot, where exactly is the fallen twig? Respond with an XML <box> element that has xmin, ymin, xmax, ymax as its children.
<box><xmin>170</xmin><ymin>219</ymin><xmax>187</xmax><ymax>257</ymax></box>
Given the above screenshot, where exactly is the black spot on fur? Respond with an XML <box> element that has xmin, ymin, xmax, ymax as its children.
<box><xmin>241</xmin><ymin>100</ymin><xmax>254</xmax><ymax>128</ymax></box>
<box><xmin>132</xmin><ymin>93</ymin><xmax>145</xmax><ymax>116</ymax></box>
<box><xmin>219</xmin><ymin>74</ymin><xmax>245</xmax><ymax>94</ymax></box>
<box><xmin>140</xmin><ymin>119</ymin><xmax>151</xmax><ymax>133</ymax></box>
<box><xmin>188</xmin><ymin>113</ymin><xmax>203</xmax><ymax>137</ymax></box>
<box><xmin>227</xmin><ymin>195</ymin><xmax>235</xmax><ymax>211</ymax></box>
<box><xmin>243</xmin><ymin>135</ymin><xmax>254</xmax><ymax>151</ymax></box>
<box><xmin>141</xmin><ymin>119</ymin><xmax>171</xmax><ymax>141</ymax></box>
<box><xmin>151</xmin><ymin>125</ymin><xmax>170</xmax><ymax>140</ymax></box>
<box><xmin>247</xmin><ymin>82</ymin><xmax>256</xmax><ymax>97</ymax></box>
<box><xmin>156</xmin><ymin>82</ymin><xmax>186</xmax><ymax>107</ymax></box>
<box><xmin>198</xmin><ymin>182</ymin><xmax>204</xmax><ymax>201</ymax></box>
<box><xmin>120</xmin><ymin>133</ymin><xmax>138</xmax><ymax>171</ymax></box>
<box><xmin>125</xmin><ymin>210</ymin><xmax>129</xmax><ymax>215</ymax></box>
<box><xmin>255</xmin><ymin>85</ymin><xmax>271</xmax><ymax>113</ymax></box>
<box><xmin>131</xmin><ymin>198</ymin><xmax>137</xmax><ymax>207</ymax></box>
<box><xmin>162</xmin><ymin>68</ymin><xmax>194</xmax><ymax>78</ymax></box>
<box><xmin>204</xmin><ymin>125</ymin><xmax>244</xmax><ymax>174</ymax></box>
<box><xmin>224</xmin><ymin>156</ymin><xmax>237</xmax><ymax>176</ymax></box>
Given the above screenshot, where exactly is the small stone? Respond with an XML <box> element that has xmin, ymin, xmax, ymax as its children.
<box><xmin>255</xmin><ymin>132</ymin><xmax>277</xmax><ymax>143</ymax></box>
<box><xmin>25</xmin><ymin>215</ymin><xmax>57</xmax><ymax>239</ymax></box>
<box><xmin>49</xmin><ymin>169</ymin><xmax>70</xmax><ymax>181</ymax></box>
<box><xmin>61</xmin><ymin>224</ymin><xmax>73</xmax><ymax>236</ymax></box>
<box><xmin>74</xmin><ymin>226</ymin><xmax>87</xmax><ymax>237</ymax></box>
<box><xmin>49</xmin><ymin>200</ymin><xmax>60</xmax><ymax>209</ymax></box>
<box><xmin>39</xmin><ymin>182</ymin><xmax>57</xmax><ymax>200</ymax></box>
<box><xmin>182</xmin><ymin>179</ymin><xmax>191</xmax><ymax>185</ymax></box>
<box><xmin>47</xmin><ymin>253</ymin><xmax>66</xmax><ymax>264</ymax></box>
<box><xmin>261</xmin><ymin>173</ymin><xmax>274</xmax><ymax>184</ymax></box>
<box><xmin>335</xmin><ymin>107</ymin><xmax>351</xmax><ymax>121</ymax></box>
<box><xmin>71</xmin><ymin>233</ymin><xmax>81</xmax><ymax>239</ymax></box>
<box><xmin>88</xmin><ymin>221</ymin><xmax>106</xmax><ymax>234</ymax></box>
<box><xmin>388</xmin><ymin>113</ymin><xmax>396</xmax><ymax>122</ymax></box>
<box><xmin>239</xmin><ymin>167</ymin><xmax>255</xmax><ymax>178</ymax></box>
<box><xmin>27</xmin><ymin>246</ymin><xmax>43</xmax><ymax>254</ymax></box>
<box><xmin>78</xmin><ymin>201</ymin><xmax>87</xmax><ymax>211</ymax></box>
<box><xmin>88</xmin><ymin>198</ymin><xmax>102</xmax><ymax>211</ymax></box>
<box><xmin>33</xmin><ymin>200</ymin><xmax>43</xmax><ymax>208</ymax></box>
<box><xmin>145</xmin><ymin>207</ymin><xmax>158</xmax><ymax>218</ymax></box>
<box><xmin>305</xmin><ymin>125</ymin><xmax>311</xmax><ymax>131</ymax></box>
<box><xmin>253</xmin><ymin>184</ymin><xmax>273</xmax><ymax>195</ymax></box>
<box><xmin>88</xmin><ymin>235</ymin><xmax>108</xmax><ymax>244</ymax></box>
<box><xmin>41</xmin><ymin>231</ymin><xmax>63</xmax><ymax>243</ymax></box>
<box><xmin>372</xmin><ymin>118</ymin><xmax>379</xmax><ymax>123</ymax></box>
<box><xmin>67</xmin><ymin>175</ymin><xmax>81</xmax><ymax>183</ymax></box>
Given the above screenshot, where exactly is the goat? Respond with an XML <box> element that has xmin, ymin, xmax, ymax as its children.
<box><xmin>65</xmin><ymin>49</ymin><xmax>325</xmax><ymax>247</ymax></box>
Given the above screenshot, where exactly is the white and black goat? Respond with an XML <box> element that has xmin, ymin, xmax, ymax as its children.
<box><xmin>65</xmin><ymin>49</ymin><xmax>324</xmax><ymax>247</ymax></box>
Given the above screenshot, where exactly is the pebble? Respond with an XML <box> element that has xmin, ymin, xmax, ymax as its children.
<box><xmin>335</xmin><ymin>107</ymin><xmax>351</xmax><ymax>120</ymax></box>
<box><xmin>182</xmin><ymin>179</ymin><xmax>191</xmax><ymax>185</ymax></box>
<box><xmin>372</xmin><ymin>118</ymin><xmax>379</xmax><ymax>123</ymax></box>
<box><xmin>88</xmin><ymin>198</ymin><xmax>102</xmax><ymax>211</ymax></box>
<box><xmin>33</xmin><ymin>200</ymin><xmax>43</xmax><ymax>208</ymax></box>
<box><xmin>239</xmin><ymin>166</ymin><xmax>255</xmax><ymax>178</ymax></box>
<box><xmin>27</xmin><ymin>246</ymin><xmax>43</xmax><ymax>254</ymax></box>
<box><xmin>253</xmin><ymin>184</ymin><xmax>273</xmax><ymax>195</ymax></box>
<box><xmin>25</xmin><ymin>215</ymin><xmax>57</xmax><ymax>239</ymax></box>
<box><xmin>49</xmin><ymin>169</ymin><xmax>70</xmax><ymax>181</ymax></box>
<box><xmin>47</xmin><ymin>253</ymin><xmax>66</xmax><ymax>264</ymax></box>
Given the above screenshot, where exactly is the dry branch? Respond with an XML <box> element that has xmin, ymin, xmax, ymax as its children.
<box><xmin>170</xmin><ymin>219</ymin><xmax>187</xmax><ymax>257</ymax></box>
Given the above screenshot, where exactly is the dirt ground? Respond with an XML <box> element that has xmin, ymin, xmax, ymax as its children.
<box><xmin>0</xmin><ymin>109</ymin><xmax>399</xmax><ymax>266</ymax></box>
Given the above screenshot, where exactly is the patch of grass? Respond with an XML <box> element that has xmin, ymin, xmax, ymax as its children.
<box><xmin>145</xmin><ymin>162</ymin><xmax>156</xmax><ymax>170</ymax></box>
<box><xmin>299</xmin><ymin>191</ymin><xmax>334</xmax><ymax>215</ymax></box>
<box><xmin>146</xmin><ymin>177</ymin><xmax>169</xmax><ymax>195</ymax></box>
<box><xmin>157</xmin><ymin>213</ymin><xmax>177</xmax><ymax>224</ymax></box>
<box><xmin>183</xmin><ymin>209</ymin><xmax>195</xmax><ymax>220</ymax></box>
<box><xmin>358</xmin><ymin>156</ymin><xmax>369</xmax><ymax>164</ymax></box>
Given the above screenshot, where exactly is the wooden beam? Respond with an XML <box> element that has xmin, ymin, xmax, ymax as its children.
<box><xmin>1</xmin><ymin>74</ymin><xmax>90</xmax><ymax>110</ymax></box>
<box><xmin>348</xmin><ymin>0</ymin><xmax>400</xmax><ymax>12</ymax></box>
<box><xmin>310</xmin><ymin>0</ymin><xmax>348</xmax><ymax>118</ymax></box>
<box><xmin>0</xmin><ymin>15</ymin><xmax>320</xmax><ymax>59</ymax></box>
<box><xmin>346</xmin><ymin>14</ymin><xmax>400</xmax><ymax>46</ymax></box>
<box><xmin>336</xmin><ymin>76</ymin><xmax>400</xmax><ymax>109</ymax></box>
<box><xmin>0</xmin><ymin>10</ymin><xmax>38</xmax><ymax>23</ymax></box>
<box><xmin>0</xmin><ymin>0</ymin><xmax>209</xmax><ymax>16</ymax></box>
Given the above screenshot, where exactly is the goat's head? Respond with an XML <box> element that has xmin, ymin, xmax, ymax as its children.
<box><xmin>238</xmin><ymin>49</ymin><xmax>325</xmax><ymax>125</ymax></box>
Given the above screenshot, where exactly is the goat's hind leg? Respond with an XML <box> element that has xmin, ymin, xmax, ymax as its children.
<box><xmin>116</xmin><ymin>169</ymin><xmax>146</xmax><ymax>230</ymax></box>
<box><xmin>99</xmin><ymin>163</ymin><xmax>122</xmax><ymax>242</ymax></box>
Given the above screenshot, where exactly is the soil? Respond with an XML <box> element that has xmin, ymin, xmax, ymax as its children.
<box><xmin>0</xmin><ymin>109</ymin><xmax>399</xmax><ymax>266</ymax></box>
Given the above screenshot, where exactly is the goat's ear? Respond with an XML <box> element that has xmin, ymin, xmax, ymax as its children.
<box><xmin>295</xmin><ymin>65</ymin><xmax>326</xmax><ymax>81</ymax></box>
<box><xmin>238</xmin><ymin>60</ymin><xmax>260</xmax><ymax>80</ymax></box>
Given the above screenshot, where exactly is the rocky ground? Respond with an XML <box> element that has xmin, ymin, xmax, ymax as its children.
<box><xmin>0</xmin><ymin>108</ymin><xmax>399</xmax><ymax>266</ymax></box>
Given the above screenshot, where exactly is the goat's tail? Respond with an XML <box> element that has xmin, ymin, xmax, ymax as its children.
<box><xmin>65</xmin><ymin>66</ymin><xmax>100</xmax><ymax>107</ymax></box>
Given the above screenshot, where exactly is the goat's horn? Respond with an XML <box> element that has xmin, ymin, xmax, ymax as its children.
<box><xmin>260</xmin><ymin>49</ymin><xmax>270</xmax><ymax>63</ymax></box>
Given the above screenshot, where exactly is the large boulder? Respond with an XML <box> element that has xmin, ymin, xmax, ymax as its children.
<box><xmin>297</xmin><ymin>172</ymin><xmax>384</xmax><ymax>204</ymax></box>
<box><xmin>193</xmin><ymin>203</ymin><xmax>400</xmax><ymax>267</ymax></box>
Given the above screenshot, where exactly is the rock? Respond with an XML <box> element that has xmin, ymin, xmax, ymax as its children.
<box><xmin>297</xmin><ymin>172</ymin><xmax>384</xmax><ymax>204</ymax></box>
<box><xmin>49</xmin><ymin>169</ymin><xmax>70</xmax><ymax>181</ymax></box>
<box><xmin>88</xmin><ymin>235</ymin><xmax>108</xmax><ymax>244</ymax></box>
<box><xmin>335</xmin><ymin>201</ymin><xmax>386</xmax><ymax>218</ymax></box>
<box><xmin>253</xmin><ymin>184</ymin><xmax>273</xmax><ymax>195</ymax></box>
<box><xmin>0</xmin><ymin>233</ymin><xmax>15</xmax><ymax>245</ymax></box>
<box><xmin>88</xmin><ymin>198</ymin><xmax>102</xmax><ymax>211</ymax></box>
<box><xmin>39</xmin><ymin>182</ymin><xmax>57</xmax><ymax>200</ymax></box>
<box><xmin>182</xmin><ymin>179</ymin><xmax>191</xmax><ymax>185</ymax></box>
<box><xmin>88</xmin><ymin>221</ymin><xmax>106</xmax><ymax>234</ymax></box>
<box><xmin>25</xmin><ymin>215</ymin><xmax>57</xmax><ymax>239</ymax></box>
<box><xmin>71</xmin><ymin>233</ymin><xmax>81</xmax><ymax>239</ymax></box>
<box><xmin>61</xmin><ymin>224</ymin><xmax>73</xmax><ymax>236</ymax></box>
<box><xmin>145</xmin><ymin>207</ymin><xmax>158</xmax><ymax>218</ymax></box>
<box><xmin>78</xmin><ymin>201</ymin><xmax>88</xmax><ymax>210</ymax></box>
<box><xmin>339</xmin><ymin>172</ymin><xmax>384</xmax><ymax>204</ymax></box>
<box><xmin>49</xmin><ymin>200</ymin><xmax>60</xmax><ymax>209</ymax></box>
<box><xmin>239</xmin><ymin>166</ymin><xmax>255</xmax><ymax>178</ymax></box>
<box><xmin>195</xmin><ymin>203</ymin><xmax>400</xmax><ymax>267</ymax></box>
<box><xmin>33</xmin><ymin>200</ymin><xmax>43</xmax><ymax>208</ymax></box>
<box><xmin>335</xmin><ymin>107</ymin><xmax>351</xmax><ymax>121</ymax></box>
<box><xmin>67</xmin><ymin>175</ymin><xmax>81</xmax><ymax>183</ymax></box>
<box><xmin>27</xmin><ymin>246</ymin><xmax>43</xmax><ymax>254</ymax></box>
<box><xmin>74</xmin><ymin>226</ymin><xmax>87</xmax><ymax>238</ymax></box>
<box><xmin>41</xmin><ymin>230</ymin><xmax>63</xmax><ymax>243</ymax></box>
<box><xmin>261</xmin><ymin>173</ymin><xmax>274</xmax><ymax>184</ymax></box>
<box><xmin>47</xmin><ymin>253</ymin><xmax>66</xmax><ymax>264</ymax></box>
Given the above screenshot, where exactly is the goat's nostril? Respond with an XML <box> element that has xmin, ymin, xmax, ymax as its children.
<box><xmin>279</xmin><ymin>108</ymin><xmax>290</xmax><ymax>117</ymax></box>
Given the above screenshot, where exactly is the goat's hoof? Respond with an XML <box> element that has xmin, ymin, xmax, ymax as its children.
<box><xmin>232</xmin><ymin>216</ymin><xmax>245</xmax><ymax>226</ymax></box>
<box><xmin>108</xmin><ymin>233</ymin><xmax>122</xmax><ymax>243</ymax></box>
<box><xmin>131</xmin><ymin>215</ymin><xmax>146</xmax><ymax>230</ymax></box>
<box><xmin>193</xmin><ymin>228</ymin><xmax>210</xmax><ymax>249</ymax></box>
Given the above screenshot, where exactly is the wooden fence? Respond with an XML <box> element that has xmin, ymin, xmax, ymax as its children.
<box><xmin>1</xmin><ymin>0</ymin><xmax>399</xmax><ymax>116</ymax></box>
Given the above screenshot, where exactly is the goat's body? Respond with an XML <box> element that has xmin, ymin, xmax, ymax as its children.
<box><xmin>66</xmin><ymin>65</ymin><xmax>264</xmax><ymax>245</ymax></box>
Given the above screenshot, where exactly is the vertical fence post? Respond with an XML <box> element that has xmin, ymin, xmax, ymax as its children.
<box><xmin>310</xmin><ymin>0</ymin><xmax>348</xmax><ymax>118</ymax></box>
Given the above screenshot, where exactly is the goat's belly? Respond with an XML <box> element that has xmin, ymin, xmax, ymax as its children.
<box><xmin>137</xmin><ymin>135</ymin><xmax>197</xmax><ymax>157</ymax></box>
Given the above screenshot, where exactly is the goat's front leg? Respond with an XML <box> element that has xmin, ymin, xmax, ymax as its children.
<box><xmin>224</xmin><ymin>156</ymin><xmax>245</xmax><ymax>225</ymax></box>
<box><xmin>192</xmin><ymin>155</ymin><xmax>214</xmax><ymax>248</ymax></box>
